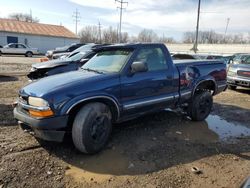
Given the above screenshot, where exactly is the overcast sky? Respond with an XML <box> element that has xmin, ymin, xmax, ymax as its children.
<box><xmin>0</xmin><ymin>0</ymin><xmax>250</xmax><ymax>41</ymax></box>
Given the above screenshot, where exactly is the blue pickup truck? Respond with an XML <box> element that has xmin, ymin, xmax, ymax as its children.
<box><xmin>14</xmin><ymin>43</ymin><xmax>227</xmax><ymax>154</ymax></box>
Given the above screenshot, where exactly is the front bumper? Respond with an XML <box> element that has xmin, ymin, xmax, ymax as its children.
<box><xmin>227</xmin><ymin>76</ymin><xmax>250</xmax><ymax>88</ymax></box>
<box><xmin>14</xmin><ymin>108</ymin><xmax>68</xmax><ymax>142</ymax></box>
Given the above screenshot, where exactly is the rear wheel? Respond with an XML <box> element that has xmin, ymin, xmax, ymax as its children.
<box><xmin>25</xmin><ymin>51</ymin><xmax>33</xmax><ymax>57</ymax></box>
<box><xmin>72</xmin><ymin>102</ymin><xmax>112</xmax><ymax>154</ymax></box>
<box><xmin>188</xmin><ymin>91</ymin><xmax>213</xmax><ymax>121</ymax></box>
<box><xmin>228</xmin><ymin>85</ymin><xmax>237</xmax><ymax>90</ymax></box>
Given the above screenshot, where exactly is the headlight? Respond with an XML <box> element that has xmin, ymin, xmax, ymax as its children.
<box><xmin>28</xmin><ymin>97</ymin><xmax>49</xmax><ymax>107</ymax></box>
<box><xmin>28</xmin><ymin>97</ymin><xmax>53</xmax><ymax>117</ymax></box>
<box><xmin>227</xmin><ymin>71</ymin><xmax>236</xmax><ymax>77</ymax></box>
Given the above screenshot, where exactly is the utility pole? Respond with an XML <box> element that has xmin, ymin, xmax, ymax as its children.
<box><xmin>115</xmin><ymin>0</ymin><xmax>128</xmax><ymax>43</ymax></box>
<box><xmin>192</xmin><ymin>0</ymin><xmax>201</xmax><ymax>53</ymax></box>
<box><xmin>224</xmin><ymin>18</ymin><xmax>230</xmax><ymax>36</ymax></box>
<box><xmin>30</xmin><ymin>9</ymin><xmax>32</xmax><ymax>23</ymax></box>
<box><xmin>224</xmin><ymin>18</ymin><xmax>230</xmax><ymax>43</ymax></box>
<box><xmin>72</xmin><ymin>8</ymin><xmax>80</xmax><ymax>35</ymax></box>
<box><xmin>98</xmin><ymin>21</ymin><xmax>102</xmax><ymax>43</ymax></box>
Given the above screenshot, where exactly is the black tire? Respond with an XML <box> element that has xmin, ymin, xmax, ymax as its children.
<box><xmin>25</xmin><ymin>51</ymin><xmax>33</xmax><ymax>57</ymax></box>
<box><xmin>72</xmin><ymin>102</ymin><xmax>112</xmax><ymax>154</ymax></box>
<box><xmin>228</xmin><ymin>85</ymin><xmax>237</xmax><ymax>90</ymax></box>
<box><xmin>0</xmin><ymin>51</ymin><xmax>2</xmax><ymax>56</ymax></box>
<box><xmin>188</xmin><ymin>91</ymin><xmax>213</xmax><ymax>121</ymax></box>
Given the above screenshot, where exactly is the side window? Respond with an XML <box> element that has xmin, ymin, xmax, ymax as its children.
<box><xmin>246</xmin><ymin>57</ymin><xmax>250</xmax><ymax>64</ymax></box>
<box><xmin>134</xmin><ymin>47</ymin><xmax>167</xmax><ymax>71</ymax></box>
<box><xmin>9</xmin><ymin>44</ymin><xmax>16</xmax><ymax>48</ymax></box>
<box><xmin>18</xmin><ymin>44</ymin><xmax>25</xmax><ymax>48</ymax></box>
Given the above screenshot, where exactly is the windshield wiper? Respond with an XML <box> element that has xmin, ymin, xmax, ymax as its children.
<box><xmin>81</xmin><ymin>68</ymin><xmax>104</xmax><ymax>74</ymax></box>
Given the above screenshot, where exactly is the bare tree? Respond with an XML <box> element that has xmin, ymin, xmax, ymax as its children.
<box><xmin>158</xmin><ymin>35</ymin><xmax>175</xmax><ymax>43</ymax></box>
<box><xmin>9</xmin><ymin>13</ymin><xmax>39</xmax><ymax>23</ymax></box>
<box><xmin>137</xmin><ymin>29</ymin><xmax>158</xmax><ymax>42</ymax></box>
<box><xmin>102</xmin><ymin>26</ymin><xmax>118</xmax><ymax>43</ymax></box>
<box><xmin>78</xmin><ymin>26</ymin><xmax>99</xmax><ymax>43</ymax></box>
<box><xmin>121</xmin><ymin>32</ymin><xmax>129</xmax><ymax>43</ymax></box>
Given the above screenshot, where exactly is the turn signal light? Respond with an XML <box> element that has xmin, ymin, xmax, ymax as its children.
<box><xmin>29</xmin><ymin>109</ymin><xmax>54</xmax><ymax>117</ymax></box>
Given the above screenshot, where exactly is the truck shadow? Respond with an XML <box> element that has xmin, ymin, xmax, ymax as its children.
<box><xmin>228</xmin><ymin>87</ymin><xmax>250</xmax><ymax>95</ymax></box>
<box><xmin>41</xmin><ymin>103</ymin><xmax>250</xmax><ymax>178</ymax></box>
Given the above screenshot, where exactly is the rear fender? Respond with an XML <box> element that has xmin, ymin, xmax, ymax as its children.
<box><xmin>192</xmin><ymin>76</ymin><xmax>217</xmax><ymax>97</ymax></box>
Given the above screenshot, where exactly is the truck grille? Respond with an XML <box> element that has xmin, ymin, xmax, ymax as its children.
<box><xmin>18</xmin><ymin>95</ymin><xmax>29</xmax><ymax>115</ymax></box>
<box><xmin>237</xmin><ymin>70</ymin><xmax>250</xmax><ymax>78</ymax></box>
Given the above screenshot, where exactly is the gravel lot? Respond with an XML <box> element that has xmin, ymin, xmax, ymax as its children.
<box><xmin>0</xmin><ymin>57</ymin><xmax>249</xmax><ymax>188</ymax></box>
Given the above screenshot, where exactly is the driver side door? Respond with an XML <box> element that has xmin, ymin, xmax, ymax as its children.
<box><xmin>120</xmin><ymin>46</ymin><xmax>176</xmax><ymax>117</ymax></box>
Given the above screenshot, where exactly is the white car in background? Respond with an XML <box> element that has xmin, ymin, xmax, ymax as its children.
<box><xmin>0</xmin><ymin>43</ymin><xmax>39</xmax><ymax>57</ymax></box>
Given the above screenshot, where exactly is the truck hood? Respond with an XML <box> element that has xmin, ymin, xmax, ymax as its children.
<box><xmin>229</xmin><ymin>63</ymin><xmax>250</xmax><ymax>71</ymax></box>
<box><xmin>32</xmin><ymin>59</ymin><xmax>72</xmax><ymax>69</ymax></box>
<box><xmin>19</xmin><ymin>70</ymin><xmax>116</xmax><ymax>98</ymax></box>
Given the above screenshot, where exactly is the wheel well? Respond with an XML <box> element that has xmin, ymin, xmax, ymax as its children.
<box><xmin>26</xmin><ymin>51</ymin><xmax>33</xmax><ymax>54</ymax></box>
<box><xmin>194</xmin><ymin>80</ymin><xmax>216</xmax><ymax>95</ymax></box>
<box><xmin>67</xmin><ymin>98</ymin><xmax>119</xmax><ymax>130</ymax></box>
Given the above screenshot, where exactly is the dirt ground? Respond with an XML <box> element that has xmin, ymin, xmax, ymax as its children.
<box><xmin>0</xmin><ymin>56</ymin><xmax>250</xmax><ymax>188</ymax></box>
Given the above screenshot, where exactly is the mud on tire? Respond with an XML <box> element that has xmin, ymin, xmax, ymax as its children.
<box><xmin>72</xmin><ymin>102</ymin><xmax>112</xmax><ymax>154</ymax></box>
<box><xmin>188</xmin><ymin>91</ymin><xmax>213</xmax><ymax>121</ymax></box>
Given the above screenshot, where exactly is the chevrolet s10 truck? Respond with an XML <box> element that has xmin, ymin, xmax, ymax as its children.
<box><xmin>14</xmin><ymin>43</ymin><xmax>227</xmax><ymax>154</ymax></box>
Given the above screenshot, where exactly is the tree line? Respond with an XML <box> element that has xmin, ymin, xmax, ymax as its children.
<box><xmin>183</xmin><ymin>30</ymin><xmax>250</xmax><ymax>44</ymax></box>
<box><xmin>78</xmin><ymin>25</ymin><xmax>175</xmax><ymax>44</ymax></box>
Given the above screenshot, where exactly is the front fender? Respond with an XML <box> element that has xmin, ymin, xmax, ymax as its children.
<box><xmin>59</xmin><ymin>93</ymin><xmax>121</xmax><ymax>117</ymax></box>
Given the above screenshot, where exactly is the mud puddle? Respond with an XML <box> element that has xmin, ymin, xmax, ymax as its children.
<box><xmin>169</xmin><ymin>115</ymin><xmax>250</xmax><ymax>143</ymax></box>
<box><xmin>206</xmin><ymin>115</ymin><xmax>250</xmax><ymax>140</ymax></box>
<box><xmin>65</xmin><ymin>148</ymin><xmax>131</xmax><ymax>184</ymax></box>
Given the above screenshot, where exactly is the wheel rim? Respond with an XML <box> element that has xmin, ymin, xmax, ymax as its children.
<box><xmin>90</xmin><ymin>115</ymin><xmax>109</xmax><ymax>143</ymax></box>
<box><xmin>198</xmin><ymin>97</ymin><xmax>211</xmax><ymax>117</ymax></box>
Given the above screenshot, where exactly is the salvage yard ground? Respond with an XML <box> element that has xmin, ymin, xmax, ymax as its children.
<box><xmin>0</xmin><ymin>56</ymin><xmax>250</xmax><ymax>188</ymax></box>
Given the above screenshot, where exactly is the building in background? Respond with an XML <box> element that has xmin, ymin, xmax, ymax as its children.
<box><xmin>0</xmin><ymin>18</ymin><xmax>79</xmax><ymax>54</ymax></box>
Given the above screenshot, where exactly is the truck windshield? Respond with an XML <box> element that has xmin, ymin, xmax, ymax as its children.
<box><xmin>81</xmin><ymin>49</ymin><xmax>132</xmax><ymax>73</ymax></box>
<box><xmin>68</xmin><ymin>51</ymin><xmax>87</xmax><ymax>61</ymax></box>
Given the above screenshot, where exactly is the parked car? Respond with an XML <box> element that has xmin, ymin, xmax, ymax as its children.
<box><xmin>227</xmin><ymin>54</ymin><xmax>250</xmax><ymax>90</ymax></box>
<box><xmin>27</xmin><ymin>44</ymin><xmax>108</xmax><ymax>80</ymax></box>
<box><xmin>0</xmin><ymin>43</ymin><xmax>39</xmax><ymax>57</ymax></box>
<box><xmin>14</xmin><ymin>43</ymin><xmax>227</xmax><ymax>154</ymax></box>
<box><xmin>46</xmin><ymin>43</ymin><xmax>85</xmax><ymax>59</ymax></box>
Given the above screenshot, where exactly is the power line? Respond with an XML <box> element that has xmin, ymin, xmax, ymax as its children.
<box><xmin>72</xmin><ymin>8</ymin><xmax>80</xmax><ymax>35</ymax></box>
<box><xmin>115</xmin><ymin>0</ymin><xmax>128</xmax><ymax>43</ymax></box>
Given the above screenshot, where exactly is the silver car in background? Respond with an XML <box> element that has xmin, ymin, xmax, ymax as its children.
<box><xmin>227</xmin><ymin>54</ymin><xmax>250</xmax><ymax>90</ymax></box>
<box><xmin>0</xmin><ymin>43</ymin><xmax>39</xmax><ymax>57</ymax></box>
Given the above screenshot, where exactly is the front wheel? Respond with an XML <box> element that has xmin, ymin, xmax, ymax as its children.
<box><xmin>72</xmin><ymin>102</ymin><xmax>112</xmax><ymax>154</ymax></box>
<box><xmin>25</xmin><ymin>51</ymin><xmax>33</xmax><ymax>57</ymax></box>
<box><xmin>188</xmin><ymin>91</ymin><xmax>213</xmax><ymax>121</ymax></box>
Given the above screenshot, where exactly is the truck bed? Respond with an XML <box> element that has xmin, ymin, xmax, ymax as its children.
<box><xmin>173</xmin><ymin>59</ymin><xmax>224</xmax><ymax>66</ymax></box>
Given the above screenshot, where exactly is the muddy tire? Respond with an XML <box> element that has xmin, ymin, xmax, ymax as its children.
<box><xmin>25</xmin><ymin>51</ymin><xmax>33</xmax><ymax>57</ymax></box>
<box><xmin>228</xmin><ymin>85</ymin><xmax>237</xmax><ymax>90</ymax></box>
<box><xmin>72</xmin><ymin>102</ymin><xmax>112</xmax><ymax>154</ymax></box>
<box><xmin>188</xmin><ymin>91</ymin><xmax>213</xmax><ymax>121</ymax></box>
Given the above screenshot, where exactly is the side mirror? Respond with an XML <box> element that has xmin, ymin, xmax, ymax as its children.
<box><xmin>131</xmin><ymin>61</ymin><xmax>148</xmax><ymax>73</ymax></box>
<box><xmin>80</xmin><ymin>58</ymin><xmax>89</xmax><ymax>63</ymax></box>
